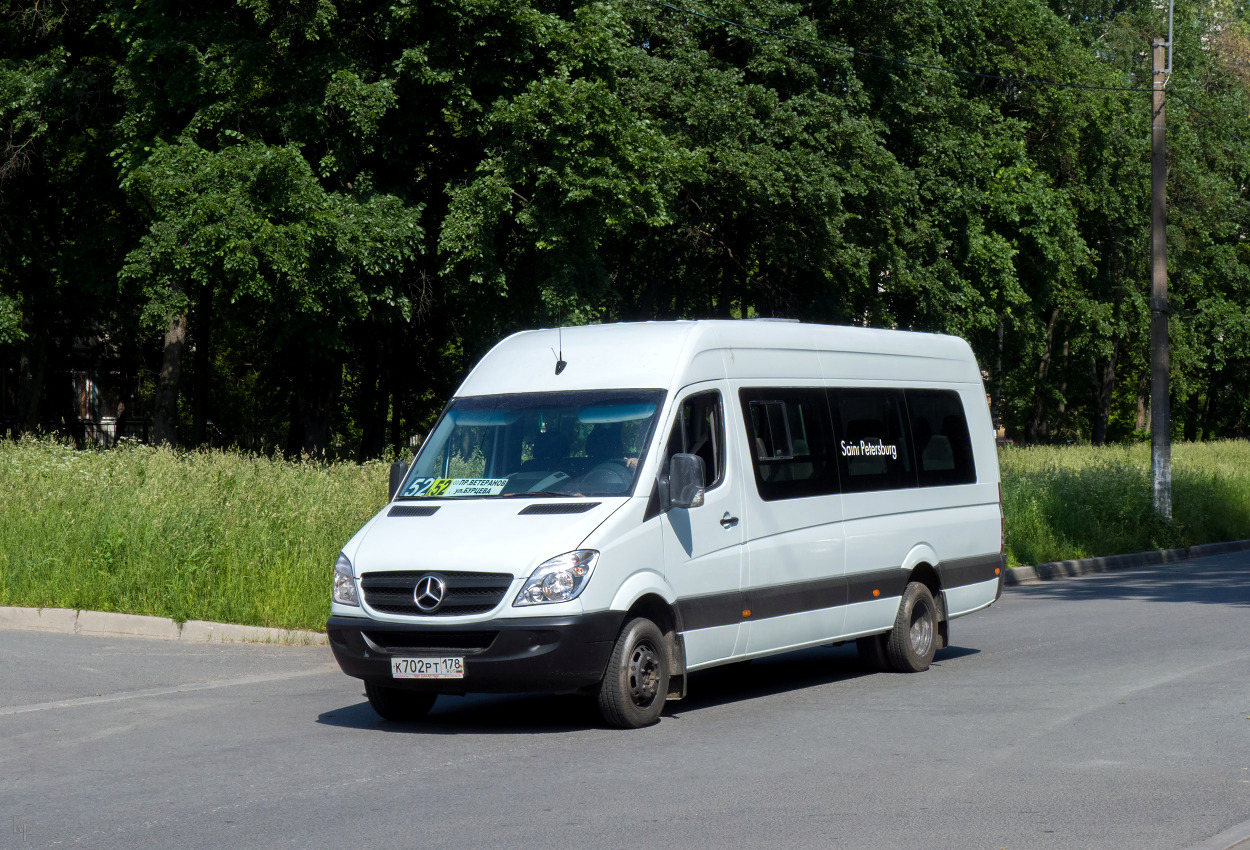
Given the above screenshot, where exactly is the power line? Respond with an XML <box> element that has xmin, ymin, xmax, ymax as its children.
<box><xmin>640</xmin><ymin>0</ymin><xmax>1151</xmax><ymax>95</ymax></box>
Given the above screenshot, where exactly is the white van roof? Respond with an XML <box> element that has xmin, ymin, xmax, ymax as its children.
<box><xmin>457</xmin><ymin>320</ymin><xmax>982</xmax><ymax>397</ymax></box>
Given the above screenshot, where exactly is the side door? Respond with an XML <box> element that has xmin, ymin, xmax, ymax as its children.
<box><xmin>735</xmin><ymin>385</ymin><xmax>847</xmax><ymax>655</ymax></box>
<box><xmin>832</xmin><ymin>387</ymin><xmax>921</xmax><ymax>635</ymax></box>
<box><xmin>658</xmin><ymin>383</ymin><xmax>747</xmax><ymax>669</ymax></box>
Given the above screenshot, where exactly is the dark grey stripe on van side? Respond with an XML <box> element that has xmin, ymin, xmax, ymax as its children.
<box><xmin>676</xmin><ymin>591</ymin><xmax>746</xmax><ymax>631</ymax></box>
<box><xmin>677</xmin><ymin>569</ymin><xmax>899</xmax><ymax>631</ymax></box>
<box><xmin>845</xmin><ymin>569</ymin><xmax>909</xmax><ymax>605</ymax></box>
<box><xmin>746</xmin><ymin>575</ymin><xmax>848</xmax><ymax>621</ymax></box>
<box><xmin>674</xmin><ymin>558</ymin><xmax>1000</xmax><ymax>633</ymax></box>
<box><xmin>937</xmin><ymin>554</ymin><xmax>1004</xmax><ymax>589</ymax></box>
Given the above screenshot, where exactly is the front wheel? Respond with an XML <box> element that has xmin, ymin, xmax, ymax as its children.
<box><xmin>364</xmin><ymin>680</ymin><xmax>437</xmax><ymax>721</ymax></box>
<box><xmin>597</xmin><ymin>617</ymin><xmax>669</xmax><ymax>729</ymax></box>
<box><xmin>886</xmin><ymin>582</ymin><xmax>939</xmax><ymax>673</ymax></box>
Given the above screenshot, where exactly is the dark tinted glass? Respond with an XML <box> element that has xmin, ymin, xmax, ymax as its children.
<box><xmin>740</xmin><ymin>388</ymin><xmax>838</xmax><ymax>501</ymax></box>
<box><xmin>833</xmin><ymin>388</ymin><xmax>916</xmax><ymax>493</ymax></box>
<box><xmin>664</xmin><ymin>391</ymin><xmax>725</xmax><ymax>489</ymax></box>
<box><xmin>399</xmin><ymin>389</ymin><xmax>665</xmax><ymax>499</ymax></box>
<box><xmin>905</xmin><ymin>389</ymin><xmax>977</xmax><ymax>486</ymax></box>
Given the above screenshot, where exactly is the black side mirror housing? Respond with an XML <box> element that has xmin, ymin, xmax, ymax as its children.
<box><xmin>388</xmin><ymin>461</ymin><xmax>409</xmax><ymax>500</ymax></box>
<box><xmin>667</xmin><ymin>453</ymin><xmax>706</xmax><ymax>510</ymax></box>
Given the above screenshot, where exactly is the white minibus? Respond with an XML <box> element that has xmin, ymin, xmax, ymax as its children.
<box><xmin>328</xmin><ymin>320</ymin><xmax>1004</xmax><ymax>728</ymax></box>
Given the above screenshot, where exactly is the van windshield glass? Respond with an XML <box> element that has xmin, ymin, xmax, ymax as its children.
<box><xmin>397</xmin><ymin>389</ymin><xmax>667</xmax><ymax>499</ymax></box>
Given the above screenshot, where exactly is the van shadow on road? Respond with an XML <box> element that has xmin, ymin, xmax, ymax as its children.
<box><xmin>317</xmin><ymin>691</ymin><xmax>600</xmax><ymax>734</ymax></box>
<box><xmin>315</xmin><ymin>642</ymin><xmax>979</xmax><ymax>734</ymax></box>
<box><xmin>1011</xmin><ymin>553</ymin><xmax>1250</xmax><ymax>608</ymax></box>
<box><xmin>665</xmin><ymin>642</ymin><xmax>977</xmax><ymax>718</ymax></box>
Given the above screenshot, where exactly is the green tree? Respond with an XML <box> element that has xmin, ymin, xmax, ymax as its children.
<box><xmin>0</xmin><ymin>0</ymin><xmax>135</xmax><ymax>435</ymax></box>
<box><xmin>111</xmin><ymin>0</ymin><xmax>425</xmax><ymax>451</ymax></box>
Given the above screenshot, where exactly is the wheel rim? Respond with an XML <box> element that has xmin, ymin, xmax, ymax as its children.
<box><xmin>909</xmin><ymin>600</ymin><xmax>934</xmax><ymax>657</ymax></box>
<box><xmin>627</xmin><ymin>639</ymin><xmax>661</xmax><ymax>708</ymax></box>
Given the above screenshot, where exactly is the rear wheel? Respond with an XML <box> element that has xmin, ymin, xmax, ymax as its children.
<box><xmin>597</xmin><ymin>617</ymin><xmax>669</xmax><ymax>729</ymax></box>
<box><xmin>886</xmin><ymin>582</ymin><xmax>939</xmax><ymax>673</ymax></box>
<box><xmin>364</xmin><ymin>680</ymin><xmax>437</xmax><ymax>721</ymax></box>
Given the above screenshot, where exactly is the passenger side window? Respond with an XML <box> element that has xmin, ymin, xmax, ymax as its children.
<box><xmin>740</xmin><ymin>388</ymin><xmax>838</xmax><ymax>501</ymax></box>
<box><xmin>664</xmin><ymin>391</ymin><xmax>725</xmax><ymax>489</ymax></box>
<box><xmin>749</xmin><ymin>400</ymin><xmax>793</xmax><ymax>460</ymax></box>
<box><xmin>905</xmin><ymin>390</ymin><xmax>977</xmax><ymax>486</ymax></box>
<box><xmin>833</xmin><ymin>389</ymin><xmax>916</xmax><ymax>493</ymax></box>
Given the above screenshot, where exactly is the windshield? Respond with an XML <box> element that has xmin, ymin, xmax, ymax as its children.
<box><xmin>397</xmin><ymin>389</ymin><xmax>667</xmax><ymax>499</ymax></box>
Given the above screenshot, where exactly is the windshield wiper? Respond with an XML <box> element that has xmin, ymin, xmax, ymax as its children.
<box><xmin>499</xmin><ymin>490</ymin><xmax>576</xmax><ymax>498</ymax></box>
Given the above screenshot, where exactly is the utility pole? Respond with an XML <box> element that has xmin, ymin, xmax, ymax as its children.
<box><xmin>1150</xmin><ymin>35</ymin><xmax>1171</xmax><ymax>519</ymax></box>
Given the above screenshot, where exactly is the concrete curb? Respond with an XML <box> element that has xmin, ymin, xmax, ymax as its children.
<box><xmin>1185</xmin><ymin>815</ymin><xmax>1250</xmax><ymax>850</ymax></box>
<box><xmin>0</xmin><ymin>606</ymin><xmax>77</xmax><ymax>633</ymax></box>
<box><xmin>1004</xmin><ymin>539</ymin><xmax>1250</xmax><ymax>585</ymax></box>
<box><xmin>77</xmin><ymin>610</ymin><xmax>182</xmax><ymax>640</ymax></box>
<box><xmin>180</xmin><ymin>620</ymin><xmax>326</xmax><ymax>646</ymax></box>
<box><xmin>0</xmin><ymin>606</ymin><xmax>327</xmax><ymax>646</ymax></box>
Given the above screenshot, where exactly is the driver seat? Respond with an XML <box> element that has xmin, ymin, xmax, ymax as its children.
<box><xmin>585</xmin><ymin>425</ymin><xmax>624</xmax><ymax>462</ymax></box>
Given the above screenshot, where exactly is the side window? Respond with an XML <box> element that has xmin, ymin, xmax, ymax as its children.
<box><xmin>905</xmin><ymin>390</ymin><xmax>977</xmax><ymax>486</ymax></box>
<box><xmin>664</xmin><ymin>391</ymin><xmax>725</xmax><ymax>489</ymax></box>
<box><xmin>833</xmin><ymin>388</ymin><xmax>916</xmax><ymax>493</ymax></box>
<box><xmin>739</xmin><ymin>387</ymin><xmax>838</xmax><ymax>501</ymax></box>
<box><xmin>749</xmin><ymin>401</ymin><xmax>793</xmax><ymax>460</ymax></box>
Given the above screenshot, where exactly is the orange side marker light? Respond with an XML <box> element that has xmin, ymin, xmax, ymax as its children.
<box><xmin>742</xmin><ymin>609</ymin><xmax>751</xmax><ymax>618</ymax></box>
<box><xmin>872</xmin><ymin>589</ymin><xmax>880</xmax><ymax>598</ymax></box>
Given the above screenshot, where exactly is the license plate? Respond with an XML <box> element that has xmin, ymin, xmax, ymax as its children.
<box><xmin>391</xmin><ymin>657</ymin><xmax>464</xmax><ymax>680</ymax></box>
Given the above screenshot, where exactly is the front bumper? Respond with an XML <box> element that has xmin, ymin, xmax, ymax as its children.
<box><xmin>326</xmin><ymin>611</ymin><xmax>626</xmax><ymax>694</ymax></box>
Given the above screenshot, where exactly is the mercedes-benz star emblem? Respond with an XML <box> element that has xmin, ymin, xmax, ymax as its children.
<box><xmin>413</xmin><ymin>574</ymin><xmax>447</xmax><ymax>613</ymax></box>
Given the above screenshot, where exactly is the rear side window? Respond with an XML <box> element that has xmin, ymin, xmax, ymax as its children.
<box><xmin>905</xmin><ymin>390</ymin><xmax>977</xmax><ymax>486</ymax></box>
<box><xmin>833</xmin><ymin>389</ymin><xmax>915</xmax><ymax>493</ymax></box>
<box><xmin>740</xmin><ymin>388</ymin><xmax>838</xmax><ymax>501</ymax></box>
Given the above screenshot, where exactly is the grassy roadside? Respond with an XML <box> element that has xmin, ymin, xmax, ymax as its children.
<box><xmin>1000</xmin><ymin>441</ymin><xmax>1250</xmax><ymax>567</ymax></box>
<box><xmin>2</xmin><ymin>437</ymin><xmax>1249</xmax><ymax>631</ymax></box>
<box><xmin>0</xmin><ymin>437</ymin><xmax>384</xmax><ymax>632</ymax></box>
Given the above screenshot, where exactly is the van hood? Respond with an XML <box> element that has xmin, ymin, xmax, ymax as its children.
<box><xmin>350</xmin><ymin>498</ymin><xmax>627</xmax><ymax>578</ymax></box>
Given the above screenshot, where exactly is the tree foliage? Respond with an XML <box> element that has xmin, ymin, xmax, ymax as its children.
<box><xmin>2</xmin><ymin>0</ymin><xmax>1249</xmax><ymax>453</ymax></box>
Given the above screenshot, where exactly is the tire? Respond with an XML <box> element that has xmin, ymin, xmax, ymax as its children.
<box><xmin>364</xmin><ymin>680</ymin><xmax>437</xmax><ymax>721</ymax></box>
<box><xmin>856</xmin><ymin>633</ymin><xmax>891</xmax><ymax>672</ymax></box>
<box><xmin>886</xmin><ymin>582</ymin><xmax>939</xmax><ymax>673</ymax></box>
<box><xmin>597</xmin><ymin>617</ymin><xmax>669</xmax><ymax>729</ymax></box>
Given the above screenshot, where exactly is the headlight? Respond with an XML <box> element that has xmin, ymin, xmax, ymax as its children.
<box><xmin>332</xmin><ymin>552</ymin><xmax>359</xmax><ymax>606</ymax></box>
<box><xmin>514</xmin><ymin>550</ymin><xmax>598</xmax><ymax>606</ymax></box>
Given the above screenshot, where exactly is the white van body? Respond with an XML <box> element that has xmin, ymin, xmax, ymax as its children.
<box><xmin>328</xmin><ymin>320</ymin><xmax>1004</xmax><ymax>726</ymax></box>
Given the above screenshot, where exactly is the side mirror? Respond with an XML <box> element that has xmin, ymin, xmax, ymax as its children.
<box><xmin>388</xmin><ymin>461</ymin><xmax>409</xmax><ymax>500</ymax></box>
<box><xmin>667</xmin><ymin>453</ymin><xmax>706</xmax><ymax>510</ymax></box>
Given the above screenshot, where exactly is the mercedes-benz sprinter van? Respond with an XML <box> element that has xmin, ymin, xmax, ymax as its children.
<box><xmin>327</xmin><ymin>320</ymin><xmax>1005</xmax><ymax>728</ymax></box>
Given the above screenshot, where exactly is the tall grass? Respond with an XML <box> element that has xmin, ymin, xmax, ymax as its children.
<box><xmin>1000</xmin><ymin>441</ymin><xmax>1250</xmax><ymax>567</ymax></box>
<box><xmin>0</xmin><ymin>437</ymin><xmax>385</xmax><ymax>631</ymax></box>
<box><xmin>3</xmin><ymin>437</ymin><xmax>1249</xmax><ymax>630</ymax></box>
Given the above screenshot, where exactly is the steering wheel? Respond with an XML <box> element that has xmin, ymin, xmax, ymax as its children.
<box><xmin>580</xmin><ymin>460</ymin><xmax>632</xmax><ymax>492</ymax></box>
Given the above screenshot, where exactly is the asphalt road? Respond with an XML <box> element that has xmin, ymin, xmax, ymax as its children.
<box><xmin>2</xmin><ymin>552</ymin><xmax>1248</xmax><ymax>850</ymax></box>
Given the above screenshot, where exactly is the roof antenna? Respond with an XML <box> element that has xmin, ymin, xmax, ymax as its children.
<box><xmin>552</xmin><ymin>308</ymin><xmax>567</xmax><ymax>375</ymax></box>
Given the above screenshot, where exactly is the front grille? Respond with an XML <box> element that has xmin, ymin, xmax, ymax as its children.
<box><xmin>360</xmin><ymin>570</ymin><xmax>514</xmax><ymax>617</ymax></box>
<box><xmin>363</xmin><ymin>630</ymin><xmax>498</xmax><ymax>654</ymax></box>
